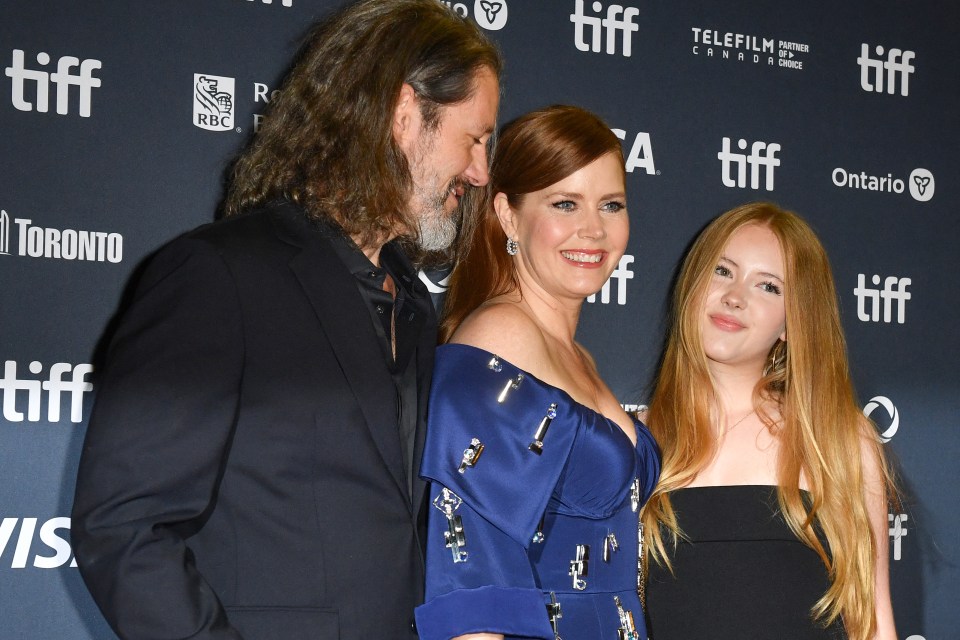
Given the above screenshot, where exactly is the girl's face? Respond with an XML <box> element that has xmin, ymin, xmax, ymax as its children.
<box><xmin>700</xmin><ymin>224</ymin><xmax>787</xmax><ymax>373</ymax></box>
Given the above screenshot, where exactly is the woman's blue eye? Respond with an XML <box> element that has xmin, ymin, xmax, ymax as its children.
<box><xmin>552</xmin><ymin>200</ymin><xmax>575</xmax><ymax>211</ymax></box>
<box><xmin>602</xmin><ymin>201</ymin><xmax>626</xmax><ymax>213</ymax></box>
<box><xmin>714</xmin><ymin>265</ymin><xmax>731</xmax><ymax>277</ymax></box>
<box><xmin>760</xmin><ymin>282</ymin><xmax>782</xmax><ymax>295</ymax></box>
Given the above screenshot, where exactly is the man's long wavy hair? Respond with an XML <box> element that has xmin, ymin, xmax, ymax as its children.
<box><xmin>223</xmin><ymin>0</ymin><xmax>501</xmax><ymax>252</ymax></box>
<box><xmin>642</xmin><ymin>203</ymin><xmax>897</xmax><ymax>640</ymax></box>
<box><xmin>439</xmin><ymin>105</ymin><xmax>624</xmax><ymax>342</ymax></box>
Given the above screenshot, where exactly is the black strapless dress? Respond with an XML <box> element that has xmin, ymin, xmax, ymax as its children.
<box><xmin>646</xmin><ymin>485</ymin><xmax>846</xmax><ymax>640</ymax></box>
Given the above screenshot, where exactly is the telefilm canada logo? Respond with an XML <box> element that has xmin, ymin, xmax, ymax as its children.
<box><xmin>441</xmin><ymin>1</ymin><xmax>509</xmax><ymax>30</ymax></box>
<box><xmin>0</xmin><ymin>517</ymin><xmax>77</xmax><ymax>569</ymax></box>
<box><xmin>4</xmin><ymin>48</ymin><xmax>102</xmax><ymax>117</ymax></box>
<box><xmin>571</xmin><ymin>1</ymin><xmax>640</xmax><ymax>57</ymax></box>
<box><xmin>831</xmin><ymin>166</ymin><xmax>934</xmax><ymax>202</ymax></box>
<box><xmin>193</xmin><ymin>73</ymin><xmax>235</xmax><ymax>132</ymax></box>
<box><xmin>690</xmin><ymin>28</ymin><xmax>810</xmax><ymax>71</ymax></box>
<box><xmin>0</xmin><ymin>210</ymin><xmax>123</xmax><ymax>263</ymax></box>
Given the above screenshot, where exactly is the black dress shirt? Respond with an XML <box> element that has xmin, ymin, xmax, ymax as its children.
<box><xmin>317</xmin><ymin>220</ymin><xmax>421</xmax><ymax>499</ymax></box>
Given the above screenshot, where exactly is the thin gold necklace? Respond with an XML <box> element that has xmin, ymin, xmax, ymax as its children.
<box><xmin>721</xmin><ymin>408</ymin><xmax>756</xmax><ymax>435</ymax></box>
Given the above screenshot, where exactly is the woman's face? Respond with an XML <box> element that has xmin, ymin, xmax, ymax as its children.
<box><xmin>497</xmin><ymin>152</ymin><xmax>629</xmax><ymax>303</ymax></box>
<box><xmin>700</xmin><ymin>224</ymin><xmax>787</xmax><ymax>373</ymax></box>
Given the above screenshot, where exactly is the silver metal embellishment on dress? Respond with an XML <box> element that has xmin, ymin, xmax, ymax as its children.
<box><xmin>637</xmin><ymin>520</ymin><xmax>646</xmax><ymax>608</ymax></box>
<box><xmin>528</xmin><ymin>403</ymin><xmax>558</xmax><ymax>455</ymax></box>
<box><xmin>569</xmin><ymin>544</ymin><xmax>589</xmax><ymax>590</ymax></box>
<box><xmin>603</xmin><ymin>532</ymin><xmax>619</xmax><ymax>562</ymax></box>
<box><xmin>433</xmin><ymin>487</ymin><xmax>468</xmax><ymax>563</ymax></box>
<box><xmin>614</xmin><ymin>595</ymin><xmax>640</xmax><ymax>640</ymax></box>
<box><xmin>546</xmin><ymin>591</ymin><xmax>563</xmax><ymax>640</ymax></box>
<box><xmin>487</xmin><ymin>355</ymin><xmax>502</xmax><ymax>372</ymax></box>
<box><xmin>457</xmin><ymin>438</ymin><xmax>485</xmax><ymax>474</ymax></box>
<box><xmin>496</xmin><ymin>373</ymin><xmax>524</xmax><ymax>403</ymax></box>
<box><xmin>630</xmin><ymin>477</ymin><xmax>641</xmax><ymax>513</ymax></box>
<box><xmin>532</xmin><ymin>514</ymin><xmax>545</xmax><ymax>543</ymax></box>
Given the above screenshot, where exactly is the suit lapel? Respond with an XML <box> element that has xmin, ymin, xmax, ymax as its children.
<box><xmin>403</xmin><ymin>268</ymin><xmax>437</xmax><ymax>519</ymax></box>
<box><xmin>272</xmin><ymin>205</ymin><xmax>410</xmax><ymax>506</ymax></box>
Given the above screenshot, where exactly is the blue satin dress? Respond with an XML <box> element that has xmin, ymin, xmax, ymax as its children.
<box><xmin>415</xmin><ymin>344</ymin><xmax>661</xmax><ymax>640</ymax></box>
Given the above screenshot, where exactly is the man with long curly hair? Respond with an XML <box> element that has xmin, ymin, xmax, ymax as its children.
<box><xmin>71</xmin><ymin>2</ymin><xmax>501</xmax><ymax>638</ymax></box>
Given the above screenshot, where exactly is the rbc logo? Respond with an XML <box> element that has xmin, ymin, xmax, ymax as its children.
<box><xmin>570</xmin><ymin>1</ymin><xmax>640</xmax><ymax>57</ymax></box>
<box><xmin>857</xmin><ymin>44</ymin><xmax>915</xmax><ymax>96</ymax></box>
<box><xmin>718</xmin><ymin>137</ymin><xmax>780</xmax><ymax>191</ymax></box>
<box><xmin>863</xmin><ymin>396</ymin><xmax>899</xmax><ymax>442</ymax></box>
<box><xmin>4</xmin><ymin>49</ymin><xmax>102</xmax><ymax>117</ymax></box>
<box><xmin>853</xmin><ymin>275</ymin><xmax>911</xmax><ymax>324</ymax></box>
<box><xmin>193</xmin><ymin>73</ymin><xmax>235</xmax><ymax>132</ymax></box>
<box><xmin>587</xmin><ymin>254</ymin><xmax>634</xmax><ymax>305</ymax></box>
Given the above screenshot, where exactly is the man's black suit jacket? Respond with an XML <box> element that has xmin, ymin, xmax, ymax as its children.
<box><xmin>72</xmin><ymin>202</ymin><xmax>435</xmax><ymax>639</ymax></box>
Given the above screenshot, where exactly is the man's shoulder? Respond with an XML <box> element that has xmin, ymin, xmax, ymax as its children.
<box><xmin>185</xmin><ymin>201</ymin><xmax>304</xmax><ymax>245</ymax></box>
<box><xmin>158</xmin><ymin>201</ymin><xmax>327</xmax><ymax>267</ymax></box>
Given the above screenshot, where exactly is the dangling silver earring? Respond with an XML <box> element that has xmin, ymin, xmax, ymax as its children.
<box><xmin>506</xmin><ymin>238</ymin><xmax>519</xmax><ymax>256</ymax></box>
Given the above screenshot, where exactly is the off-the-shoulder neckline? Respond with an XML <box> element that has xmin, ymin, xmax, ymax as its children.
<box><xmin>438</xmin><ymin>342</ymin><xmax>643</xmax><ymax>448</ymax></box>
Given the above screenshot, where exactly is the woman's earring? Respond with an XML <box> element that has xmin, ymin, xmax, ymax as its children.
<box><xmin>506</xmin><ymin>238</ymin><xmax>519</xmax><ymax>256</ymax></box>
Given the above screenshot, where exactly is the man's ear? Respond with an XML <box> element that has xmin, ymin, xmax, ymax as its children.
<box><xmin>393</xmin><ymin>83</ymin><xmax>422</xmax><ymax>152</ymax></box>
<box><xmin>494</xmin><ymin>192</ymin><xmax>517</xmax><ymax>239</ymax></box>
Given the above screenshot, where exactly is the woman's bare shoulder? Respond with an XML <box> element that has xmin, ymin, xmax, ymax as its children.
<box><xmin>449</xmin><ymin>302</ymin><xmax>548</xmax><ymax>373</ymax></box>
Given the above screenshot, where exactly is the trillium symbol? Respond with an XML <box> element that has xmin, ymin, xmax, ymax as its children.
<box><xmin>913</xmin><ymin>174</ymin><xmax>931</xmax><ymax>196</ymax></box>
<box><xmin>480</xmin><ymin>1</ymin><xmax>503</xmax><ymax>23</ymax></box>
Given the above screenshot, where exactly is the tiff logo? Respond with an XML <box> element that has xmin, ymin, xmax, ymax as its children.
<box><xmin>854</xmin><ymin>275</ymin><xmax>911</xmax><ymax>324</ymax></box>
<box><xmin>718</xmin><ymin>137</ymin><xmax>780</xmax><ymax>191</ymax></box>
<box><xmin>571</xmin><ymin>0</ymin><xmax>640</xmax><ymax>57</ymax></box>
<box><xmin>587</xmin><ymin>254</ymin><xmax>634</xmax><ymax>305</ymax></box>
<box><xmin>0</xmin><ymin>517</ymin><xmax>76</xmax><ymax>569</ymax></box>
<box><xmin>5</xmin><ymin>49</ymin><xmax>102</xmax><ymax>117</ymax></box>
<box><xmin>888</xmin><ymin>513</ymin><xmax>908</xmax><ymax>561</ymax></box>
<box><xmin>858</xmin><ymin>44</ymin><xmax>915</xmax><ymax>96</ymax></box>
<box><xmin>1</xmin><ymin>360</ymin><xmax>93</xmax><ymax>423</ymax></box>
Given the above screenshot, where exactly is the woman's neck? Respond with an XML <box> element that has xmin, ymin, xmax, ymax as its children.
<box><xmin>708</xmin><ymin>361</ymin><xmax>764</xmax><ymax>416</ymax></box>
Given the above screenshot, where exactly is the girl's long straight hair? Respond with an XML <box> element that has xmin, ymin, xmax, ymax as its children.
<box><xmin>642</xmin><ymin>202</ymin><xmax>896</xmax><ymax>640</ymax></box>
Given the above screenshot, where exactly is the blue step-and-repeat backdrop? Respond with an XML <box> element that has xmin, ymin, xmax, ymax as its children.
<box><xmin>1</xmin><ymin>1</ymin><xmax>956</xmax><ymax>638</ymax></box>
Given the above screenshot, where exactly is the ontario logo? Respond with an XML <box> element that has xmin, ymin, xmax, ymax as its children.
<box><xmin>193</xmin><ymin>73</ymin><xmax>235</xmax><ymax>132</ymax></box>
<box><xmin>831</xmin><ymin>166</ymin><xmax>934</xmax><ymax>202</ymax></box>
<box><xmin>439</xmin><ymin>1</ymin><xmax>508</xmax><ymax>31</ymax></box>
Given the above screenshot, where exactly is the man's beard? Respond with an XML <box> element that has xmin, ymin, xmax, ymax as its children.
<box><xmin>412</xmin><ymin>177</ymin><xmax>462</xmax><ymax>252</ymax></box>
<box><xmin>407</xmin><ymin>128</ymin><xmax>462</xmax><ymax>253</ymax></box>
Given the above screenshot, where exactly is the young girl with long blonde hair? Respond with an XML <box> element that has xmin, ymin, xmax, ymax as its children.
<box><xmin>642</xmin><ymin>202</ymin><xmax>897</xmax><ymax>640</ymax></box>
